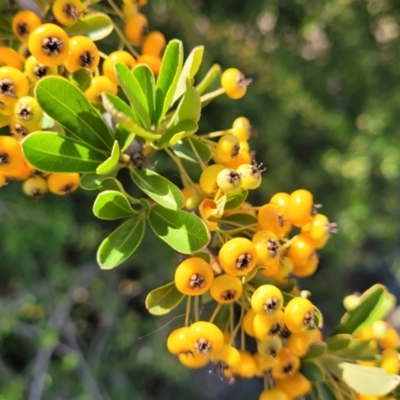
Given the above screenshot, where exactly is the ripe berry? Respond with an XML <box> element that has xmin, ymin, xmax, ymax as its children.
<box><xmin>178</xmin><ymin>352</ymin><xmax>209</xmax><ymax>369</ymax></box>
<box><xmin>287</xmin><ymin>189</ymin><xmax>313</xmax><ymax>227</ymax></box>
<box><xmin>302</xmin><ymin>213</ymin><xmax>337</xmax><ymax>249</ymax></box>
<box><xmin>181</xmin><ymin>184</ymin><xmax>203</xmax><ymax>210</ymax></box>
<box><xmin>141</xmin><ymin>31</ymin><xmax>166</xmax><ymax>57</ymax></box>
<box><xmin>251</xmin><ymin>284</ymin><xmax>283</xmax><ymax>315</ymax></box>
<box><xmin>292</xmin><ymin>252</ymin><xmax>319</xmax><ymax>277</ymax></box>
<box><xmin>3</xmin><ymin>161</ymin><xmax>31</xmax><ymax>180</ymax></box>
<box><xmin>64</xmin><ymin>36</ymin><xmax>100</xmax><ymax>73</ymax></box>
<box><xmin>188</xmin><ymin>321</ymin><xmax>224</xmax><ymax>356</ymax></box>
<box><xmin>10</xmin><ymin>119</ymin><xmax>41</xmax><ymax>139</ymax></box>
<box><xmin>84</xmin><ymin>76</ymin><xmax>119</xmax><ymax>104</ymax></box>
<box><xmin>381</xmin><ymin>348</ymin><xmax>399</xmax><ymax>374</ymax></box>
<box><xmin>252</xmin><ymin>230</ymin><xmax>281</xmax><ymax>269</ymax></box>
<box><xmin>11</xmin><ymin>10</ymin><xmax>42</xmax><ymax>43</ymax></box>
<box><xmin>253</xmin><ymin>310</ymin><xmax>285</xmax><ymax>340</ymax></box>
<box><xmin>287</xmin><ymin>233</ymin><xmax>315</xmax><ymax>268</ymax></box>
<box><xmin>28</xmin><ymin>24</ymin><xmax>70</xmax><ymax>67</ymax></box>
<box><xmin>0</xmin><ymin>67</ymin><xmax>30</xmax><ymax>105</ymax></box>
<box><xmin>102</xmin><ymin>51</ymin><xmax>136</xmax><ymax>85</ymax></box>
<box><xmin>52</xmin><ymin>0</ymin><xmax>84</xmax><ymax>26</ymax></box>
<box><xmin>125</xmin><ymin>13</ymin><xmax>149</xmax><ymax>45</ymax></box>
<box><xmin>258</xmin><ymin>203</ymin><xmax>291</xmax><ymax>239</ymax></box>
<box><xmin>216</xmin><ymin>134</ymin><xmax>240</xmax><ymax>163</ymax></box>
<box><xmin>25</xmin><ymin>56</ymin><xmax>58</xmax><ymax>83</ymax></box>
<box><xmin>270</xmin><ymin>192</ymin><xmax>290</xmax><ymax>209</ymax></box>
<box><xmin>199</xmin><ymin>164</ymin><xmax>225</xmax><ymax>194</ymax></box>
<box><xmin>136</xmin><ymin>54</ymin><xmax>161</xmax><ymax>75</ymax></box>
<box><xmin>210</xmin><ymin>344</ymin><xmax>241</xmax><ymax>375</ymax></box>
<box><xmin>242</xmin><ymin>308</ymin><xmax>256</xmax><ymax>337</ymax></box>
<box><xmin>166</xmin><ymin>326</ymin><xmax>190</xmax><ymax>355</ymax></box>
<box><xmin>221</xmin><ymin>68</ymin><xmax>249</xmax><ymax>99</ymax></box>
<box><xmin>0</xmin><ymin>135</ymin><xmax>24</xmax><ymax>172</ymax></box>
<box><xmin>286</xmin><ymin>331</ymin><xmax>313</xmax><ymax>357</ymax></box>
<box><xmin>209</xmin><ymin>274</ymin><xmax>242</xmax><ymax>304</ymax></box>
<box><xmin>236</xmin><ymin>162</ymin><xmax>263</xmax><ymax>190</ymax></box>
<box><xmin>283</xmin><ymin>297</ymin><xmax>316</xmax><ymax>333</ymax></box>
<box><xmin>272</xmin><ymin>347</ymin><xmax>300</xmax><ymax>380</ymax></box>
<box><xmin>230</xmin><ymin>350</ymin><xmax>257</xmax><ymax>379</ymax></box>
<box><xmin>271</xmin><ymin>257</ymin><xmax>294</xmax><ymax>282</ymax></box>
<box><xmin>47</xmin><ymin>172</ymin><xmax>80</xmax><ymax>195</ymax></box>
<box><xmin>253</xmin><ymin>352</ymin><xmax>277</xmax><ymax>375</ymax></box>
<box><xmin>174</xmin><ymin>257</ymin><xmax>214</xmax><ymax>296</ymax></box>
<box><xmin>22</xmin><ymin>176</ymin><xmax>48</xmax><ymax>198</ymax></box>
<box><xmin>0</xmin><ymin>47</ymin><xmax>24</xmax><ymax>70</ymax></box>
<box><xmin>219</xmin><ymin>237</ymin><xmax>257</xmax><ymax>276</ymax></box>
<box><xmin>232</xmin><ymin>117</ymin><xmax>252</xmax><ymax>142</ymax></box>
<box><xmin>259</xmin><ymin>389</ymin><xmax>289</xmax><ymax>400</ymax></box>
<box><xmin>14</xmin><ymin>96</ymin><xmax>43</xmax><ymax>127</ymax></box>
<box><xmin>0</xmin><ymin>174</ymin><xmax>6</xmax><ymax>187</ymax></box>
<box><xmin>0</xmin><ymin>101</ymin><xmax>14</xmax><ymax>116</ymax></box>
<box><xmin>216</xmin><ymin>168</ymin><xmax>242</xmax><ymax>194</ymax></box>
<box><xmin>274</xmin><ymin>372</ymin><xmax>311</xmax><ymax>399</ymax></box>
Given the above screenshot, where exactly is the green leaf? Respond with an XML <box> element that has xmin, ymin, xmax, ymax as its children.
<box><xmin>155</xmin><ymin>40</ymin><xmax>183</xmax><ymax>123</ymax></box>
<box><xmin>22</xmin><ymin>132</ymin><xmax>107</xmax><ymax>173</ymax></box>
<box><xmin>145</xmin><ymin>282</ymin><xmax>184</xmax><ymax>316</ymax></box>
<box><xmin>149</xmin><ymin>204</ymin><xmax>210</xmax><ymax>254</ymax></box>
<box><xmin>302</xmin><ymin>342</ymin><xmax>327</xmax><ymax>360</ymax></box>
<box><xmin>130</xmin><ymin>168</ymin><xmax>184</xmax><ymax>210</ymax></box>
<box><xmin>172</xmin><ymin>136</ymin><xmax>212</xmax><ymax>163</ymax></box>
<box><xmin>299</xmin><ymin>360</ymin><xmax>324</xmax><ymax>382</ymax></box>
<box><xmin>93</xmin><ymin>191</ymin><xmax>137</xmax><ymax>220</ymax></box>
<box><xmin>340</xmin><ymin>362</ymin><xmax>400</xmax><ymax>396</ymax></box>
<box><xmin>219</xmin><ymin>213</ymin><xmax>258</xmax><ymax>229</ymax></box>
<box><xmin>132</xmin><ymin>64</ymin><xmax>156</xmax><ymax>125</ymax></box>
<box><xmin>115</xmin><ymin>63</ymin><xmax>151</xmax><ymax>128</ymax></box>
<box><xmin>80</xmin><ymin>171</ymin><xmax>116</xmax><ymax>190</ymax></box>
<box><xmin>225</xmin><ymin>189</ymin><xmax>249</xmax><ymax>210</ymax></box>
<box><xmin>173</xmin><ymin>46</ymin><xmax>204</xmax><ymax>103</ymax></box>
<box><xmin>35</xmin><ymin>77</ymin><xmax>114</xmax><ymax>152</ymax></box>
<box><xmin>196</xmin><ymin>64</ymin><xmax>221</xmax><ymax>95</ymax></box>
<box><xmin>68</xmin><ymin>69</ymin><xmax>91</xmax><ymax>91</ymax></box>
<box><xmin>212</xmin><ymin>305</ymin><xmax>231</xmax><ymax>333</ymax></box>
<box><xmin>115</xmin><ymin>124</ymin><xmax>135</xmax><ymax>152</ymax></box>
<box><xmin>316</xmin><ymin>382</ymin><xmax>343</xmax><ymax>400</ymax></box>
<box><xmin>100</xmin><ymin>177</ymin><xmax>128</xmax><ymax>194</ymax></box>
<box><xmin>335</xmin><ymin>339</ymin><xmax>377</xmax><ymax>360</ymax></box>
<box><xmin>170</xmin><ymin>79</ymin><xmax>201</xmax><ymax>127</ymax></box>
<box><xmin>0</xmin><ymin>15</ymin><xmax>12</xmax><ymax>37</ymax></box>
<box><xmin>97</xmin><ymin>217</ymin><xmax>145</xmax><ymax>269</ymax></box>
<box><xmin>96</xmin><ymin>141</ymin><xmax>120</xmax><ymax>175</ymax></box>
<box><xmin>157</xmin><ymin>120</ymin><xmax>198</xmax><ymax>148</ymax></box>
<box><xmin>326</xmin><ymin>334</ymin><xmax>353</xmax><ymax>351</ymax></box>
<box><xmin>66</xmin><ymin>12</ymin><xmax>113</xmax><ymax>41</ymax></box>
<box><xmin>332</xmin><ymin>284</ymin><xmax>387</xmax><ymax>335</ymax></box>
<box><xmin>103</xmin><ymin>93</ymin><xmax>160</xmax><ymax>141</ymax></box>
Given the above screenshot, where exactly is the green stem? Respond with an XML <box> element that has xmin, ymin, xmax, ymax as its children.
<box><xmin>194</xmin><ymin>296</ymin><xmax>200</xmax><ymax>322</ymax></box>
<box><xmin>209</xmin><ymin>303</ymin><xmax>222</xmax><ymax>324</ymax></box>
<box><xmin>185</xmin><ymin>296</ymin><xmax>191</xmax><ymax>327</ymax></box>
<box><xmin>199</xmin><ymin>130</ymin><xmax>230</xmax><ymax>139</ymax></box>
<box><xmin>112</xmin><ymin>22</ymin><xmax>140</xmax><ymax>58</ymax></box>
<box><xmin>107</xmin><ymin>0</ymin><xmax>126</xmax><ymax>21</ymax></box>
<box><xmin>200</xmin><ymin>88</ymin><xmax>226</xmax><ymax>103</ymax></box>
<box><xmin>164</xmin><ymin>148</ymin><xmax>193</xmax><ymax>187</ymax></box>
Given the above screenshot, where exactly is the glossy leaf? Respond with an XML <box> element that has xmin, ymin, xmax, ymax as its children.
<box><xmin>115</xmin><ymin>63</ymin><xmax>151</xmax><ymax>128</ymax></box>
<box><xmin>173</xmin><ymin>46</ymin><xmax>204</xmax><ymax>103</ymax></box>
<box><xmin>326</xmin><ymin>334</ymin><xmax>352</xmax><ymax>351</ymax></box>
<box><xmin>225</xmin><ymin>189</ymin><xmax>249</xmax><ymax>210</ymax></box>
<box><xmin>0</xmin><ymin>15</ymin><xmax>12</xmax><ymax>37</ymax></box>
<box><xmin>219</xmin><ymin>213</ymin><xmax>258</xmax><ymax>229</ymax></box>
<box><xmin>299</xmin><ymin>360</ymin><xmax>324</xmax><ymax>382</ymax></box>
<box><xmin>115</xmin><ymin>124</ymin><xmax>135</xmax><ymax>152</ymax></box>
<box><xmin>22</xmin><ymin>132</ymin><xmax>106</xmax><ymax>173</ymax></box>
<box><xmin>80</xmin><ymin>171</ymin><xmax>116</xmax><ymax>190</ymax></box>
<box><xmin>149</xmin><ymin>204</ymin><xmax>211</xmax><ymax>254</ymax></box>
<box><xmin>172</xmin><ymin>79</ymin><xmax>201</xmax><ymax>124</ymax></box>
<box><xmin>35</xmin><ymin>77</ymin><xmax>114</xmax><ymax>152</ymax></box>
<box><xmin>96</xmin><ymin>141</ymin><xmax>120</xmax><ymax>175</ymax></box>
<box><xmin>316</xmin><ymin>382</ymin><xmax>342</xmax><ymax>400</ymax></box>
<box><xmin>335</xmin><ymin>339</ymin><xmax>377</xmax><ymax>360</ymax></box>
<box><xmin>302</xmin><ymin>342</ymin><xmax>327</xmax><ymax>360</ymax></box>
<box><xmin>332</xmin><ymin>284</ymin><xmax>387</xmax><ymax>335</ymax></box>
<box><xmin>93</xmin><ymin>191</ymin><xmax>137</xmax><ymax>220</ymax></box>
<box><xmin>97</xmin><ymin>217</ymin><xmax>145</xmax><ymax>269</ymax></box>
<box><xmin>172</xmin><ymin>136</ymin><xmax>212</xmax><ymax>163</ymax></box>
<box><xmin>132</xmin><ymin>64</ymin><xmax>156</xmax><ymax>124</ymax></box>
<box><xmin>68</xmin><ymin>69</ymin><xmax>91</xmax><ymax>91</ymax></box>
<box><xmin>66</xmin><ymin>12</ymin><xmax>113</xmax><ymax>41</ymax></box>
<box><xmin>145</xmin><ymin>282</ymin><xmax>184</xmax><ymax>316</ymax></box>
<box><xmin>196</xmin><ymin>64</ymin><xmax>221</xmax><ymax>95</ymax></box>
<box><xmin>100</xmin><ymin>177</ymin><xmax>126</xmax><ymax>193</ymax></box>
<box><xmin>155</xmin><ymin>40</ymin><xmax>183</xmax><ymax>123</ymax></box>
<box><xmin>157</xmin><ymin>120</ymin><xmax>198</xmax><ymax>148</ymax></box>
<box><xmin>340</xmin><ymin>362</ymin><xmax>400</xmax><ymax>396</ymax></box>
<box><xmin>130</xmin><ymin>167</ymin><xmax>184</xmax><ymax>210</ymax></box>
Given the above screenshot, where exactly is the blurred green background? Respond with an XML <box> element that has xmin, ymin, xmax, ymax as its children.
<box><xmin>1</xmin><ymin>0</ymin><xmax>400</xmax><ymax>398</ymax></box>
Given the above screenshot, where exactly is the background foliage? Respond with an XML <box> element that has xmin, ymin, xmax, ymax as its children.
<box><xmin>1</xmin><ymin>0</ymin><xmax>400</xmax><ymax>398</ymax></box>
